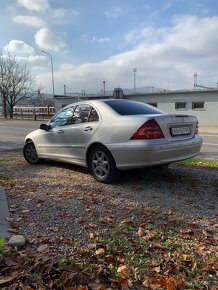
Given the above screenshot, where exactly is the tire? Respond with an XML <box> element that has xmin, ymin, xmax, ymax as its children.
<box><xmin>88</xmin><ymin>146</ymin><xmax>119</xmax><ymax>183</ymax></box>
<box><xmin>23</xmin><ymin>141</ymin><xmax>41</xmax><ymax>165</ymax></box>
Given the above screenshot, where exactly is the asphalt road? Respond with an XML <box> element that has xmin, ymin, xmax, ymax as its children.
<box><xmin>0</xmin><ymin>119</ymin><xmax>218</xmax><ymax>159</ymax></box>
<box><xmin>198</xmin><ymin>134</ymin><xmax>218</xmax><ymax>159</ymax></box>
<box><xmin>0</xmin><ymin>120</ymin><xmax>42</xmax><ymax>149</ymax></box>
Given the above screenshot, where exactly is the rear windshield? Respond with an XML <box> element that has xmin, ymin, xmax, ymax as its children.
<box><xmin>104</xmin><ymin>100</ymin><xmax>163</xmax><ymax>115</ymax></box>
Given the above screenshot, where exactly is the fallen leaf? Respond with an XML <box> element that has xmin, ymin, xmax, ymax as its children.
<box><xmin>95</xmin><ymin>248</ymin><xmax>105</xmax><ymax>256</ymax></box>
<box><xmin>117</xmin><ymin>265</ymin><xmax>129</xmax><ymax>279</ymax></box>
<box><xmin>37</xmin><ymin>244</ymin><xmax>49</xmax><ymax>253</ymax></box>
<box><xmin>137</xmin><ymin>227</ymin><xmax>144</xmax><ymax>237</ymax></box>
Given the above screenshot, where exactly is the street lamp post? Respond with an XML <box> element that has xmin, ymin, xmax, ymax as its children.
<box><xmin>132</xmin><ymin>67</ymin><xmax>137</xmax><ymax>94</ymax></box>
<box><xmin>103</xmin><ymin>81</ymin><xmax>106</xmax><ymax>96</ymax></box>
<box><xmin>41</xmin><ymin>50</ymin><xmax>55</xmax><ymax>98</ymax></box>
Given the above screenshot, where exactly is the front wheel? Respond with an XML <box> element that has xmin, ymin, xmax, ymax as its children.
<box><xmin>23</xmin><ymin>141</ymin><xmax>41</xmax><ymax>164</ymax></box>
<box><xmin>89</xmin><ymin>146</ymin><xmax>119</xmax><ymax>183</ymax></box>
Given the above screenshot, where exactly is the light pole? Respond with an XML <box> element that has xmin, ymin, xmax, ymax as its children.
<box><xmin>132</xmin><ymin>67</ymin><xmax>137</xmax><ymax>94</ymax></box>
<box><xmin>103</xmin><ymin>81</ymin><xmax>106</xmax><ymax>96</ymax></box>
<box><xmin>41</xmin><ymin>50</ymin><xmax>55</xmax><ymax>98</ymax></box>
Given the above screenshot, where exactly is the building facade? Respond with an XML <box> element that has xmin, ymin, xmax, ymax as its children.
<box><xmin>54</xmin><ymin>89</ymin><xmax>218</xmax><ymax>127</ymax></box>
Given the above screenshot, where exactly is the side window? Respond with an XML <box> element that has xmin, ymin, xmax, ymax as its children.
<box><xmin>49</xmin><ymin>107</ymin><xmax>74</xmax><ymax>128</ymax></box>
<box><xmin>88</xmin><ymin>108</ymin><xmax>99</xmax><ymax>122</ymax></box>
<box><xmin>72</xmin><ymin>105</ymin><xmax>92</xmax><ymax>124</ymax></box>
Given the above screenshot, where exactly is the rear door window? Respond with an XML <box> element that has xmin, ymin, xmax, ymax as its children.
<box><xmin>88</xmin><ymin>108</ymin><xmax>99</xmax><ymax>122</ymax></box>
<box><xmin>72</xmin><ymin>104</ymin><xmax>100</xmax><ymax>124</ymax></box>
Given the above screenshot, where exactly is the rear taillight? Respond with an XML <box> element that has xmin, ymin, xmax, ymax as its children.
<box><xmin>131</xmin><ymin>119</ymin><xmax>164</xmax><ymax>140</ymax></box>
<box><xmin>195</xmin><ymin>122</ymin><xmax>199</xmax><ymax>135</ymax></box>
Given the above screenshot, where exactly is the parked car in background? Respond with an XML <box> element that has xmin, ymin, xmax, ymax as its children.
<box><xmin>23</xmin><ymin>99</ymin><xmax>202</xmax><ymax>183</ymax></box>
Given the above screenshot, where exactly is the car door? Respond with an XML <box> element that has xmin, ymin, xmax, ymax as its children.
<box><xmin>63</xmin><ymin>104</ymin><xmax>101</xmax><ymax>164</ymax></box>
<box><xmin>39</xmin><ymin>106</ymin><xmax>75</xmax><ymax>158</ymax></box>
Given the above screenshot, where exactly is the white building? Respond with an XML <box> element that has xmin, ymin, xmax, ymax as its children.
<box><xmin>54</xmin><ymin>88</ymin><xmax>218</xmax><ymax>128</ymax></box>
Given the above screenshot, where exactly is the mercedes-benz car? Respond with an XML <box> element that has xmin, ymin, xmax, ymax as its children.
<box><xmin>23</xmin><ymin>99</ymin><xmax>202</xmax><ymax>183</ymax></box>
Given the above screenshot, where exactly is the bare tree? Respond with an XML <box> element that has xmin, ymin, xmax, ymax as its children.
<box><xmin>0</xmin><ymin>54</ymin><xmax>35</xmax><ymax>118</ymax></box>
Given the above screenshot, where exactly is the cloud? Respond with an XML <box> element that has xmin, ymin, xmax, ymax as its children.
<box><xmin>16</xmin><ymin>55</ymin><xmax>47</xmax><ymax>67</ymax></box>
<box><xmin>124</xmin><ymin>26</ymin><xmax>156</xmax><ymax>45</ymax></box>
<box><xmin>60</xmin><ymin>64</ymin><xmax>75</xmax><ymax>71</ymax></box>
<box><xmin>12</xmin><ymin>15</ymin><xmax>45</xmax><ymax>27</ymax></box>
<box><xmin>17</xmin><ymin>0</ymin><xmax>49</xmax><ymax>12</ymax></box>
<box><xmin>38</xmin><ymin>15</ymin><xmax>218</xmax><ymax>93</ymax></box>
<box><xmin>34</xmin><ymin>27</ymin><xmax>66</xmax><ymax>52</ymax></box>
<box><xmin>91</xmin><ymin>36</ymin><xmax>111</xmax><ymax>43</ymax></box>
<box><xmin>3</xmin><ymin>40</ymin><xmax>35</xmax><ymax>55</ymax></box>
<box><xmin>104</xmin><ymin>6</ymin><xmax>122</xmax><ymax>18</ymax></box>
<box><xmin>51</xmin><ymin>8</ymin><xmax>79</xmax><ymax>19</ymax></box>
<box><xmin>81</xmin><ymin>35</ymin><xmax>111</xmax><ymax>44</ymax></box>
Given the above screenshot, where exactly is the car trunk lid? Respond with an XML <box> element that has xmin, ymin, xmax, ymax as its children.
<box><xmin>153</xmin><ymin>114</ymin><xmax>198</xmax><ymax>141</ymax></box>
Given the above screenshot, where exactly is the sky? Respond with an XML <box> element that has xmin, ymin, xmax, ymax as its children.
<box><xmin>1</xmin><ymin>0</ymin><xmax>218</xmax><ymax>95</ymax></box>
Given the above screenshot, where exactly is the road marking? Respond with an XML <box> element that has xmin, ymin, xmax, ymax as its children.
<box><xmin>0</xmin><ymin>126</ymin><xmax>30</xmax><ymax>132</ymax></box>
<box><xmin>203</xmin><ymin>143</ymin><xmax>218</xmax><ymax>146</ymax></box>
<box><xmin>201</xmin><ymin>134</ymin><xmax>218</xmax><ymax>137</ymax></box>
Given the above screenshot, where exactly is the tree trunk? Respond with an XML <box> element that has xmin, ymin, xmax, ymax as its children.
<box><xmin>9</xmin><ymin>105</ymin><xmax>13</xmax><ymax>119</ymax></box>
<box><xmin>3</xmin><ymin>96</ymin><xmax>7</xmax><ymax>118</ymax></box>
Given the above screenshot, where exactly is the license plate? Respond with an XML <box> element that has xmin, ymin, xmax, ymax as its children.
<box><xmin>171</xmin><ymin>126</ymin><xmax>190</xmax><ymax>136</ymax></box>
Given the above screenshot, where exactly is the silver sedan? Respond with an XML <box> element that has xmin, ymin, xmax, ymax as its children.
<box><xmin>23</xmin><ymin>99</ymin><xmax>202</xmax><ymax>183</ymax></box>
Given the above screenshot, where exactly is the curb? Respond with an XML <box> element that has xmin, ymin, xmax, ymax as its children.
<box><xmin>0</xmin><ymin>186</ymin><xmax>10</xmax><ymax>239</ymax></box>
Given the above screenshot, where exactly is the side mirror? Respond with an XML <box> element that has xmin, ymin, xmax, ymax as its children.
<box><xmin>40</xmin><ymin>124</ymin><xmax>50</xmax><ymax>131</ymax></box>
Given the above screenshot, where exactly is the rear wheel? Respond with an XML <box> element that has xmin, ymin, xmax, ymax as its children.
<box><xmin>89</xmin><ymin>146</ymin><xmax>119</xmax><ymax>183</ymax></box>
<box><xmin>23</xmin><ymin>141</ymin><xmax>41</xmax><ymax>164</ymax></box>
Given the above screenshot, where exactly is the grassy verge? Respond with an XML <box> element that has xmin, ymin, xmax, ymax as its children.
<box><xmin>0</xmin><ymin>220</ymin><xmax>217</xmax><ymax>289</ymax></box>
<box><xmin>178</xmin><ymin>158</ymin><xmax>218</xmax><ymax>169</ymax></box>
<box><xmin>0</xmin><ymin>173</ymin><xmax>18</xmax><ymax>187</ymax></box>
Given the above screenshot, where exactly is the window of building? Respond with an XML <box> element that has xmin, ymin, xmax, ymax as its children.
<box><xmin>175</xmin><ymin>102</ymin><xmax>187</xmax><ymax>110</ymax></box>
<box><xmin>192</xmin><ymin>102</ymin><xmax>204</xmax><ymax>110</ymax></box>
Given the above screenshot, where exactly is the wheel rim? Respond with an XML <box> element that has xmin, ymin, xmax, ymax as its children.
<box><xmin>25</xmin><ymin>143</ymin><xmax>38</xmax><ymax>163</ymax></box>
<box><xmin>91</xmin><ymin>151</ymin><xmax>109</xmax><ymax>179</ymax></box>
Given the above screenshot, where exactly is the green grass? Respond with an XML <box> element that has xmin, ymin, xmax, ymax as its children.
<box><xmin>0</xmin><ymin>173</ymin><xmax>18</xmax><ymax>186</ymax></box>
<box><xmin>72</xmin><ymin>222</ymin><xmax>218</xmax><ymax>288</ymax></box>
<box><xmin>178</xmin><ymin>158</ymin><xmax>218</xmax><ymax>168</ymax></box>
<box><xmin>0</xmin><ymin>238</ymin><xmax>13</xmax><ymax>256</ymax></box>
<box><xmin>1</xmin><ymin>221</ymin><xmax>217</xmax><ymax>288</ymax></box>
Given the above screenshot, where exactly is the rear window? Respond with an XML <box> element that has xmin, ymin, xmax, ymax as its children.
<box><xmin>104</xmin><ymin>100</ymin><xmax>163</xmax><ymax>115</ymax></box>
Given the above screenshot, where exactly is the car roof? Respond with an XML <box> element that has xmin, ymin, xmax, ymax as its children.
<box><xmin>65</xmin><ymin>98</ymin><xmax>142</xmax><ymax>107</ymax></box>
<box><xmin>62</xmin><ymin>98</ymin><xmax>165</xmax><ymax>116</ymax></box>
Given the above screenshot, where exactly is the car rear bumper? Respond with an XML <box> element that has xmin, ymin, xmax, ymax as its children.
<box><xmin>108</xmin><ymin>135</ymin><xmax>203</xmax><ymax>170</ymax></box>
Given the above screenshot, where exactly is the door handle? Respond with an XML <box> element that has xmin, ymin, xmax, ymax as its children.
<box><xmin>58</xmin><ymin>129</ymin><xmax>64</xmax><ymax>134</ymax></box>
<box><xmin>84</xmin><ymin>126</ymin><xmax>93</xmax><ymax>131</ymax></box>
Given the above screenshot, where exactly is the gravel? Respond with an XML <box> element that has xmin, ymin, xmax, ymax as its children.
<box><xmin>1</xmin><ymin>149</ymin><xmax>217</xmax><ymax>253</ymax></box>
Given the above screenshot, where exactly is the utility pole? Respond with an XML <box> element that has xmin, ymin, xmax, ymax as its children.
<box><xmin>132</xmin><ymin>68</ymin><xmax>137</xmax><ymax>94</ymax></box>
<box><xmin>103</xmin><ymin>81</ymin><xmax>106</xmax><ymax>95</ymax></box>
<box><xmin>193</xmin><ymin>73</ymin><xmax>197</xmax><ymax>90</ymax></box>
